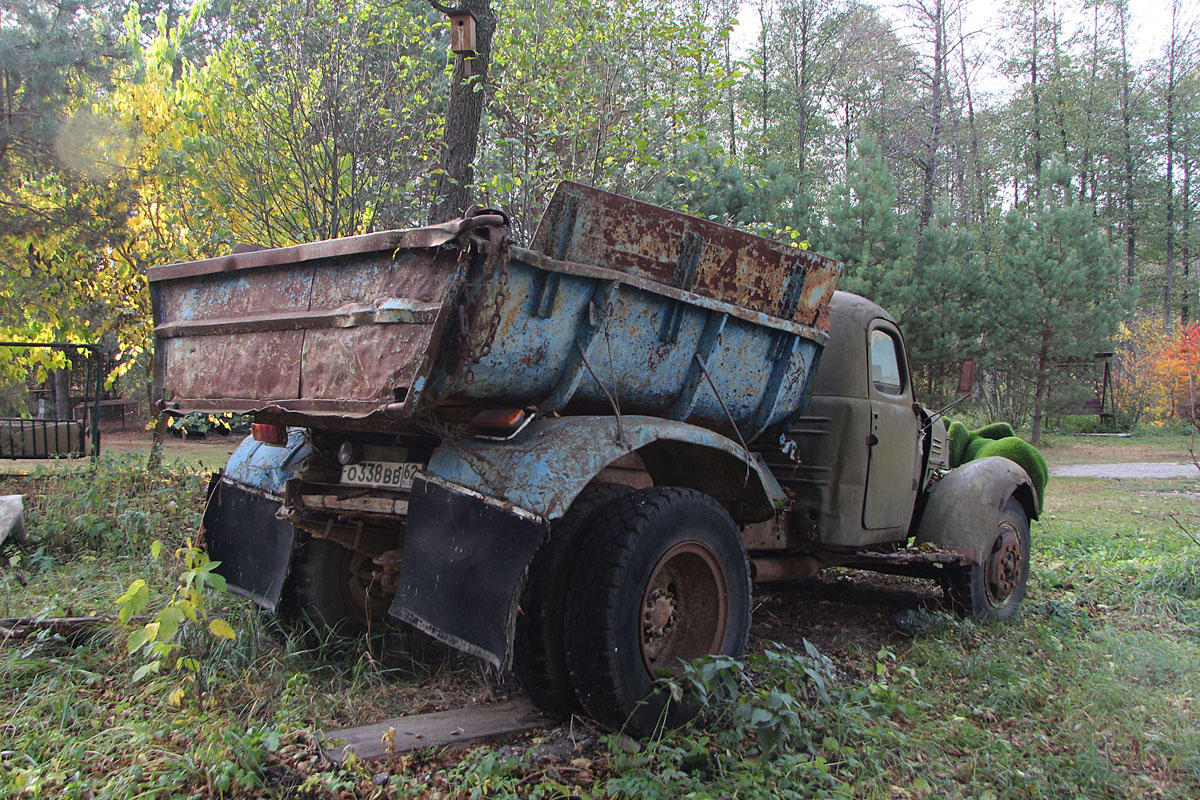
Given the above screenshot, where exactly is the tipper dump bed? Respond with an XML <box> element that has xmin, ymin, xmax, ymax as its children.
<box><xmin>150</xmin><ymin>182</ymin><xmax>840</xmax><ymax>442</ymax></box>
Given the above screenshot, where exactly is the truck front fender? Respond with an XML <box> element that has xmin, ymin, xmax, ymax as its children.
<box><xmin>424</xmin><ymin>414</ymin><xmax>785</xmax><ymax>524</ymax></box>
<box><xmin>915</xmin><ymin>456</ymin><xmax>1040</xmax><ymax>566</ymax></box>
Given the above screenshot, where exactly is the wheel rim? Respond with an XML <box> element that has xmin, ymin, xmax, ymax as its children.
<box><xmin>639</xmin><ymin>542</ymin><xmax>728</xmax><ymax>674</ymax></box>
<box><xmin>984</xmin><ymin>520</ymin><xmax>1024</xmax><ymax>608</ymax></box>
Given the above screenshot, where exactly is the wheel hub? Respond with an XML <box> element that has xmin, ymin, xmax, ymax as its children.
<box><xmin>639</xmin><ymin>542</ymin><xmax>728</xmax><ymax>674</ymax></box>
<box><xmin>643</xmin><ymin>587</ymin><xmax>677</xmax><ymax>640</ymax></box>
<box><xmin>341</xmin><ymin>550</ymin><xmax>391</xmax><ymax>625</ymax></box>
<box><xmin>985</xmin><ymin>522</ymin><xmax>1023</xmax><ymax>606</ymax></box>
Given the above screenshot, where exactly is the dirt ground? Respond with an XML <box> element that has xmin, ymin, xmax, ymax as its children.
<box><xmin>750</xmin><ymin>570</ymin><xmax>945</xmax><ymax>677</ymax></box>
<box><xmin>0</xmin><ymin>429</ymin><xmax>240</xmax><ymax>476</ymax></box>
<box><xmin>1040</xmin><ymin>434</ymin><xmax>1195</xmax><ymax>466</ymax></box>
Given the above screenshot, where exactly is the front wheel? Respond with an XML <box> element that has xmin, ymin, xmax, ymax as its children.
<box><xmin>948</xmin><ymin>497</ymin><xmax>1030</xmax><ymax>622</ymax></box>
<box><xmin>563</xmin><ymin>488</ymin><xmax>751</xmax><ymax>735</ymax></box>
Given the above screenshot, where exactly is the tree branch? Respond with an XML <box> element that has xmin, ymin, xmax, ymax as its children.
<box><xmin>428</xmin><ymin>0</ymin><xmax>465</xmax><ymax>16</ymax></box>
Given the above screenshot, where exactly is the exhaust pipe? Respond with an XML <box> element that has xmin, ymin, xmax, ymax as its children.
<box><xmin>750</xmin><ymin>555</ymin><xmax>822</xmax><ymax>583</ymax></box>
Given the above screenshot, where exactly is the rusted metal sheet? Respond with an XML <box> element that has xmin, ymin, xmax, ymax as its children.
<box><xmin>147</xmin><ymin>216</ymin><xmax>505</xmax><ymax>283</ymax></box>
<box><xmin>153</xmin><ymin>242</ymin><xmax>463</xmax><ymax>419</ymax></box>
<box><xmin>529</xmin><ymin>182</ymin><xmax>840</xmax><ymax>329</ymax></box>
<box><xmin>151</xmin><ymin>185</ymin><xmax>841</xmax><ymax>442</ymax></box>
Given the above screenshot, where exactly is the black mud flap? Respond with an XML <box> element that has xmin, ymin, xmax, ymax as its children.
<box><xmin>391</xmin><ymin>477</ymin><xmax>545</xmax><ymax>668</ymax></box>
<box><xmin>202</xmin><ymin>475</ymin><xmax>297</xmax><ymax>611</ymax></box>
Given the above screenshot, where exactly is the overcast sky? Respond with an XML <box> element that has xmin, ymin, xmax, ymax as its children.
<box><xmin>734</xmin><ymin>0</ymin><xmax>1199</xmax><ymax>97</ymax></box>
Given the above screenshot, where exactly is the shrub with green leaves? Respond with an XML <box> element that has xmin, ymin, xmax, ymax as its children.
<box><xmin>115</xmin><ymin>539</ymin><xmax>237</xmax><ymax>704</ymax></box>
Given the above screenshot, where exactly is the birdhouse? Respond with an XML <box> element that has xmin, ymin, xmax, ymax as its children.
<box><xmin>450</xmin><ymin>13</ymin><xmax>477</xmax><ymax>57</ymax></box>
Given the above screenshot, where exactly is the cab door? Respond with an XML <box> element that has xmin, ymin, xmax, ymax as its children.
<box><xmin>862</xmin><ymin>322</ymin><xmax>921</xmax><ymax>531</ymax></box>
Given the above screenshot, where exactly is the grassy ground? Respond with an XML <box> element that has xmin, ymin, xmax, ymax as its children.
<box><xmin>1</xmin><ymin>434</ymin><xmax>1198</xmax><ymax>798</ymax></box>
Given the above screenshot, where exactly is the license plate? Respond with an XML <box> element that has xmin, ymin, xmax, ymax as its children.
<box><xmin>340</xmin><ymin>461</ymin><xmax>421</xmax><ymax>490</ymax></box>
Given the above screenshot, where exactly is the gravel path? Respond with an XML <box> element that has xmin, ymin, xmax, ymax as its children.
<box><xmin>1052</xmin><ymin>462</ymin><xmax>1199</xmax><ymax>479</ymax></box>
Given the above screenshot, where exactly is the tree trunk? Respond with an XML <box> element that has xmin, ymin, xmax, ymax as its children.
<box><xmin>1164</xmin><ymin>0</ymin><xmax>1179</xmax><ymax>329</ymax></box>
<box><xmin>917</xmin><ymin>0</ymin><xmax>946</xmax><ymax>239</ymax></box>
<box><xmin>958</xmin><ymin>30</ymin><xmax>985</xmax><ymax>224</ymax></box>
<box><xmin>725</xmin><ymin>34</ymin><xmax>736</xmax><ymax>158</ymax></box>
<box><xmin>428</xmin><ymin>0</ymin><xmax>496</xmax><ymax>225</ymax></box>
<box><xmin>53</xmin><ymin>368</ymin><xmax>71</xmax><ymax>420</ymax></box>
<box><xmin>796</xmin><ymin>0</ymin><xmax>813</xmax><ymax>195</ymax></box>
<box><xmin>1031</xmin><ymin>334</ymin><xmax>1051</xmax><ymax>446</ymax></box>
<box><xmin>1183</xmin><ymin>132</ymin><xmax>1193</xmax><ymax>325</ymax></box>
<box><xmin>1120</xmin><ymin>6</ymin><xmax>1136</xmax><ymax>286</ymax></box>
<box><xmin>1031</xmin><ymin>0</ymin><xmax>1042</xmax><ymax>191</ymax></box>
<box><xmin>1079</xmin><ymin>4</ymin><xmax>1099</xmax><ymax>202</ymax></box>
<box><xmin>759</xmin><ymin>1</ymin><xmax>769</xmax><ymax>157</ymax></box>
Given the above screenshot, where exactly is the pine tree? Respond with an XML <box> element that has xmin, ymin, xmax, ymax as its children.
<box><xmin>891</xmin><ymin>207</ymin><xmax>988</xmax><ymax>399</ymax></box>
<box><xmin>819</xmin><ymin>136</ymin><xmax>912</xmax><ymax>307</ymax></box>
<box><xmin>989</xmin><ymin>162</ymin><xmax>1130</xmax><ymax>443</ymax></box>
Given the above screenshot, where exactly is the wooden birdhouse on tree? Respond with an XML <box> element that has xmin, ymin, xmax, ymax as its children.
<box><xmin>450</xmin><ymin>13</ymin><xmax>477</xmax><ymax>56</ymax></box>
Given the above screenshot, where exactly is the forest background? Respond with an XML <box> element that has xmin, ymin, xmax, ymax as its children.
<box><xmin>1</xmin><ymin>0</ymin><xmax>1198</xmax><ymax>442</ymax></box>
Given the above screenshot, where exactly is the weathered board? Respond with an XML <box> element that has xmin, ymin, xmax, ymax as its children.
<box><xmin>319</xmin><ymin>698</ymin><xmax>542</xmax><ymax>762</ymax></box>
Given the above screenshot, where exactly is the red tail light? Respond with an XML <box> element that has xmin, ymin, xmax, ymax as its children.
<box><xmin>252</xmin><ymin>423</ymin><xmax>288</xmax><ymax>446</ymax></box>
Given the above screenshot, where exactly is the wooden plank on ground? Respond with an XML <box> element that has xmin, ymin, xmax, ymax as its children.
<box><xmin>319</xmin><ymin>698</ymin><xmax>543</xmax><ymax>762</ymax></box>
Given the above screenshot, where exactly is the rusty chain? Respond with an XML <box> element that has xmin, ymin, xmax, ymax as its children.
<box><xmin>460</xmin><ymin>223</ymin><xmax>510</xmax><ymax>386</ymax></box>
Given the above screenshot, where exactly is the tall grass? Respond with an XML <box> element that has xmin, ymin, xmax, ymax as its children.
<box><xmin>1</xmin><ymin>457</ymin><xmax>480</xmax><ymax>798</ymax></box>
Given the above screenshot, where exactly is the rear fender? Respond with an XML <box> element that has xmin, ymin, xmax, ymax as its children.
<box><xmin>915</xmin><ymin>456</ymin><xmax>1039</xmax><ymax>566</ymax></box>
<box><xmin>392</xmin><ymin>415</ymin><xmax>784</xmax><ymax>668</ymax></box>
<box><xmin>424</xmin><ymin>414</ymin><xmax>785</xmax><ymax>524</ymax></box>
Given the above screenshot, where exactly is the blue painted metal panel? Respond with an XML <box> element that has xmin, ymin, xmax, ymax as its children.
<box><xmin>223</xmin><ymin>429</ymin><xmax>312</xmax><ymax>496</ymax></box>
<box><xmin>424</xmin><ymin>253</ymin><xmax>828</xmax><ymax>442</ymax></box>
<box><xmin>423</xmin><ymin>415</ymin><xmax>786</xmax><ymax>521</ymax></box>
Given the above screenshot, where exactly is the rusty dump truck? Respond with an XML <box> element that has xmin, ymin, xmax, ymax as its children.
<box><xmin>149</xmin><ymin>182</ymin><xmax>1038</xmax><ymax>733</ymax></box>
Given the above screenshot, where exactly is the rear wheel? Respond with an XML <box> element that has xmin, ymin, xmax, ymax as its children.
<box><xmin>948</xmin><ymin>497</ymin><xmax>1030</xmax><ymax>622</ymax></box>
<box><xmin>295</xmin><ymin>537</ymin><xmax>393</xmax><ymax>636</ymax></box>
<box><xmin>563</xmin><ymin>488</ymin><xmax>751</xmax><ymax>735</ymax></box>
<box><xmin>513</xmin><ymin>483</ymin><xmax>631</xmax><ymax>718</ymax></box>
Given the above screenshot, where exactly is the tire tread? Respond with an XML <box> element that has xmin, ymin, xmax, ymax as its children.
<box><xmin>564</xmin><ymin>488</ymin><xmax>750</xmax><ymax>732</ymax></box>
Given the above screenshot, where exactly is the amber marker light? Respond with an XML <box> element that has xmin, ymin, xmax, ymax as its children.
<box><xmin>251</xmin><ymin>423</ymin><xmax>288</xmax><ymax>446</ymax></box>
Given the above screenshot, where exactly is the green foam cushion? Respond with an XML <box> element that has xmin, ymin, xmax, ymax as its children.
<box><xmin>976</xmin><ymin>436</ymin><xmax>1048</xmax><ymax>506</ymax></box>
<box><xmin>947</xmin><ymin>421</ymin><xmax>971</xmax><ymax>467</ymax></box>
<box><xmin>963</xmin><ymin>435</ymin><xmax>992</xmax><ymax>464</ymax></box>
<box><xmin>973</xmin><ymin>422</ymin><xmax>1016</xmax><ymax>441</ymax></box>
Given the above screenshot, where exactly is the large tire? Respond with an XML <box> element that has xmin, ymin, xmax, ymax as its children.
<box><xmin>563</xmin><ymin>488</ymin><xmax>751</xmax><ymax>735</ymax></box>
<box><xmin>295</xmin><ymin>537</ymin><xmax>393</xmax><ymax>636</ymax></box>
<box><xmin>948</xmin><ymin>497</ymin><xmax>1030</xmax><ymax>622</ymax></box>
<box><xmin>513</xmin><ymin>483</ymin><xmax>631</xmax><ymax>718</ymax></box>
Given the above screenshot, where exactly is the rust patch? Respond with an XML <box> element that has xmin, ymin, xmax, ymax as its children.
<box><xmin>530</xmin><ymin>182</ymin><xmax>841</xmax><ymax>331</ymax></box>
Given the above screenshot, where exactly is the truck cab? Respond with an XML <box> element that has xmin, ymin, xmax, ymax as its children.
<box><xmin>763</xmin><ymin>291</ymin><xmax>947</xmax><ymax>549</ymax></box>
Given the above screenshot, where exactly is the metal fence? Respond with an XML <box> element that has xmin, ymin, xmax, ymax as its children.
<box><xmin>0</xmin><ymin>342</ymin><xmax>102</xmax><ymax>459</ymax></box>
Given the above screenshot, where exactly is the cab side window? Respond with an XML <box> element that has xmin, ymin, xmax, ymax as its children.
<box><xmin>869</xmin><ymin>329</ymin><xmax>905</xmax><ymax>395</ymax></box>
